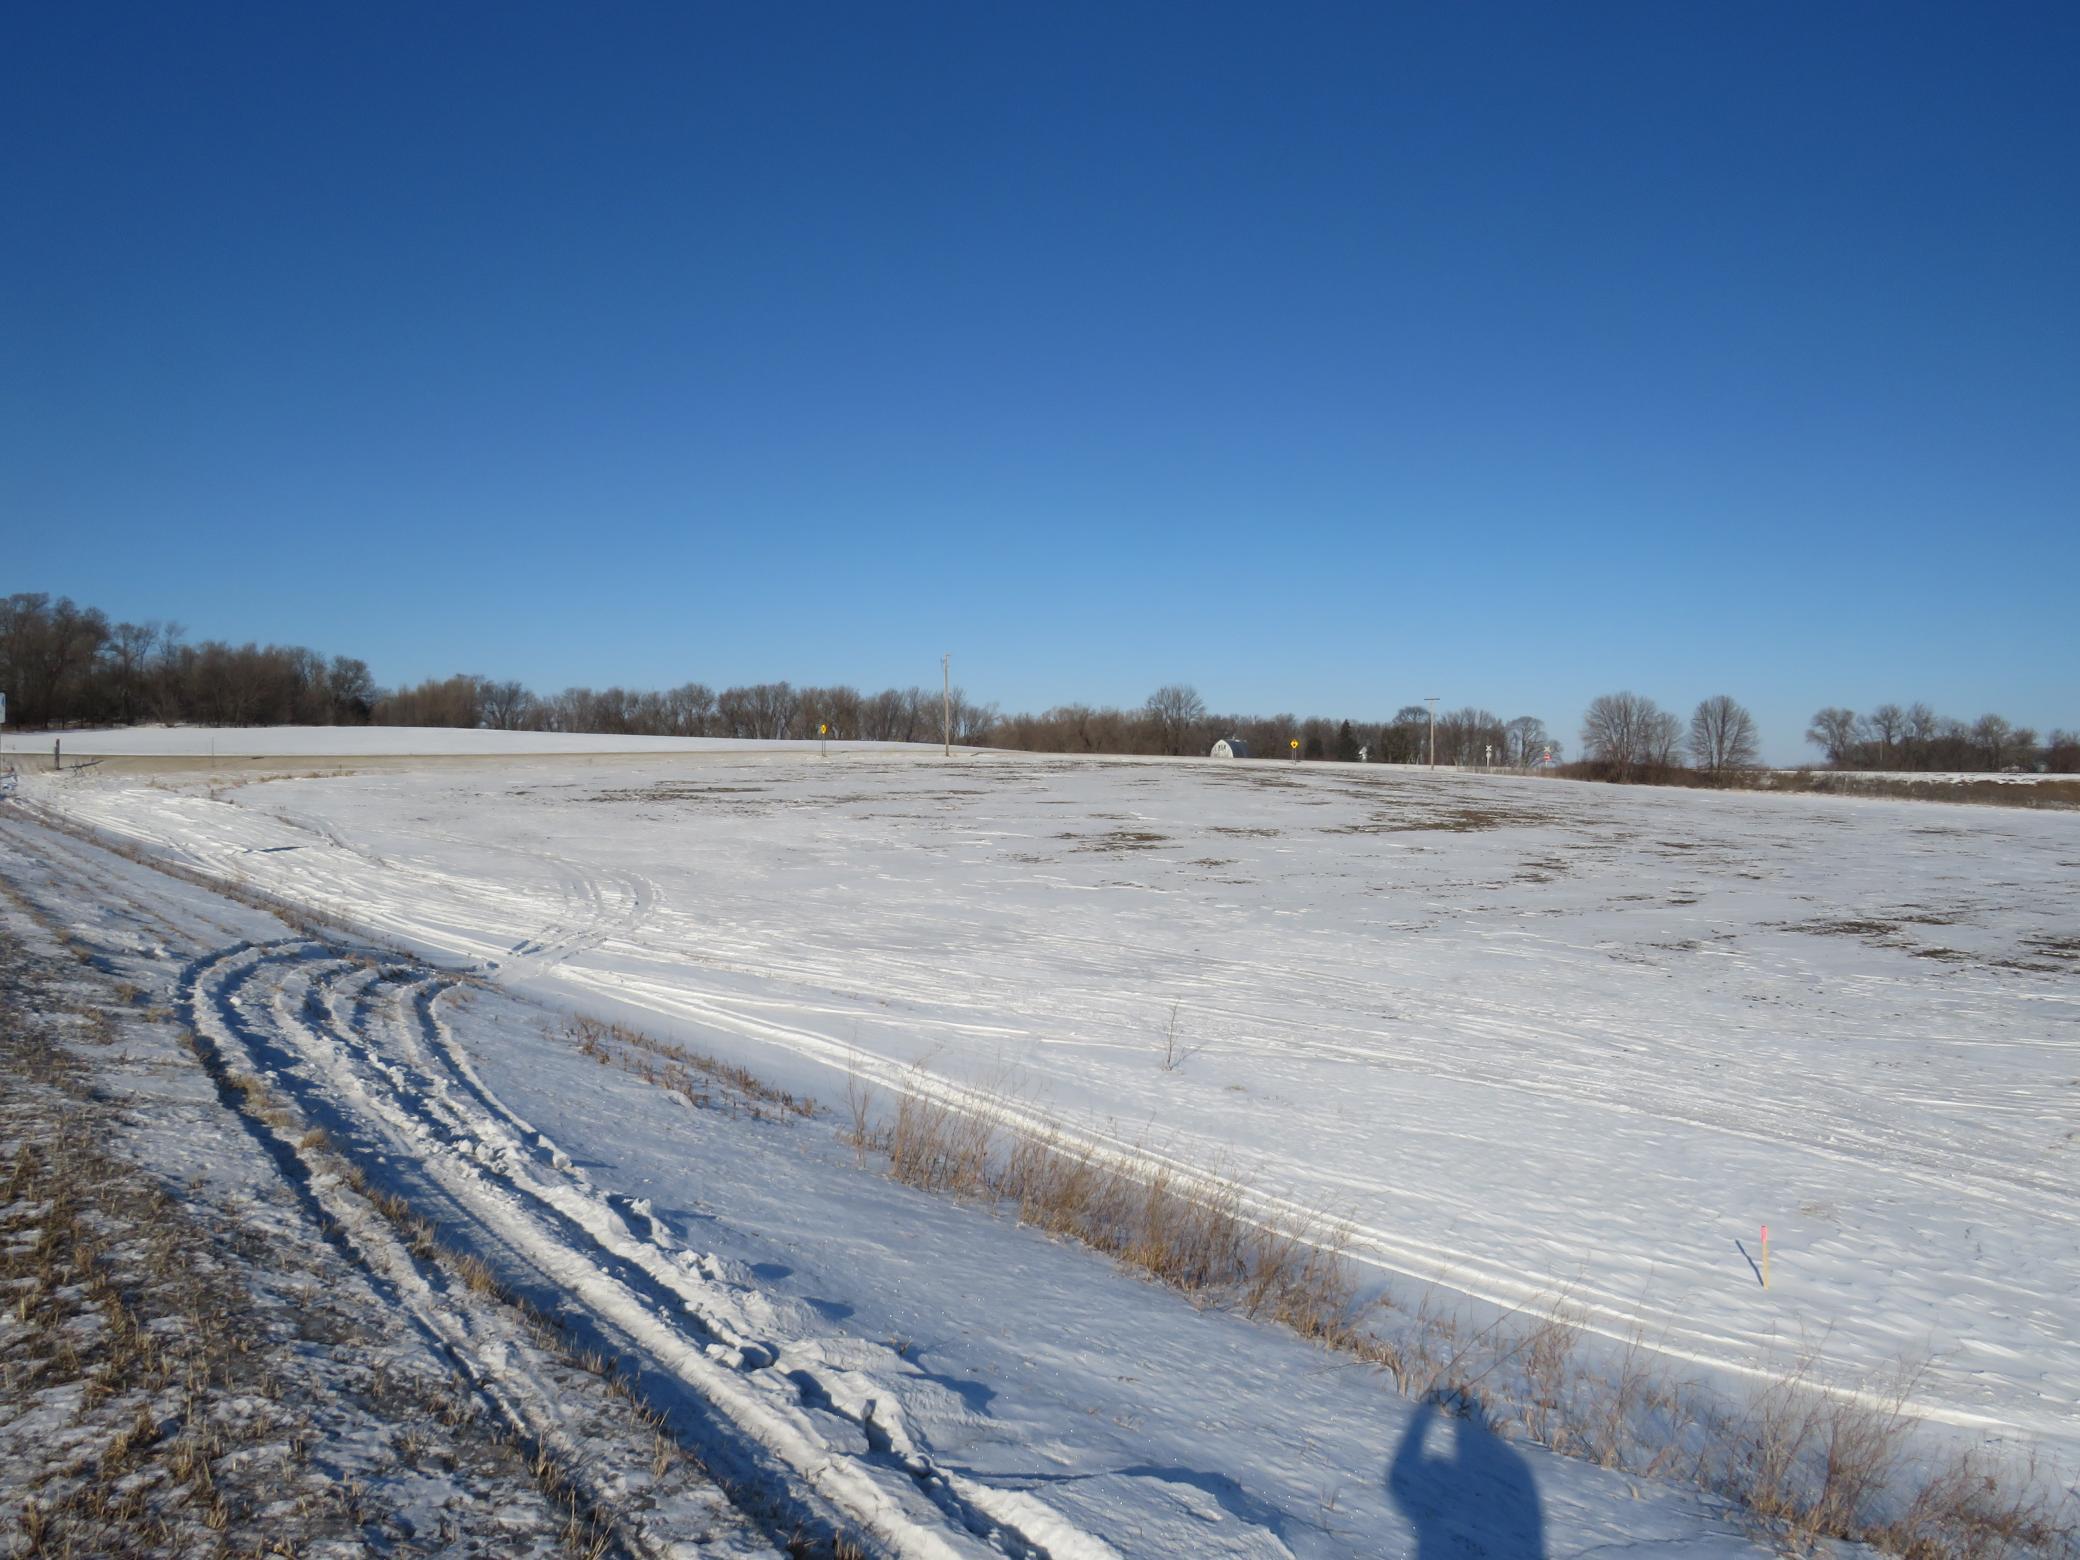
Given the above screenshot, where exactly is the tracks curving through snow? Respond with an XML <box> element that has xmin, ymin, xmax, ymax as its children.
<box><xmin>175</xmin><ymin>934</ymin><xmax>1118</xmax><ymax>1560</ymax></box>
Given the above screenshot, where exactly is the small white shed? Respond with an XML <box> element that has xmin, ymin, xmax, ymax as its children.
<box><xmin>1210</xmin><ymin>737</ymin><xmax>1250</xmax><ymax>759</ymax></box>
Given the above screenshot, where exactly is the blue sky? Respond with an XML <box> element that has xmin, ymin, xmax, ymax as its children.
<box><xmin>5</xmin><ymin>3</ymin><xmax>2075</xmax><ymax>761</ymax></box>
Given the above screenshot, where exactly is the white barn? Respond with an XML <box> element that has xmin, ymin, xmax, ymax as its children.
<box><xmin>1210</xmin><ymin>737</ymin><xmax>1250</xmax><ymax>759</ymax></box>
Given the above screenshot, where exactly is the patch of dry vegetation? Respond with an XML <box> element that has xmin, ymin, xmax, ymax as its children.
<box><xmin>1772</xmin><ymin>774</ymin><xmax>2080</xmax><ymax>810</ymax></box>
<box><xmin>860</xmin><ymin>1076</ymin><xmax>1392</xmax><ymax>1363</ymax></box>
<box><xmin>0</xmin><ymin>908</ymin><xmax>579</xmax><ymax>1555</ymax></box>
<box><xmin>564</xmin><ymin>1015</ymin><xmax>813</xmax><ymax>1120</ymax></box>
<box><xmin>847</xmin><ymin>1069</ymin><xmax>2078</xmax><ymax>1559</ymax></box>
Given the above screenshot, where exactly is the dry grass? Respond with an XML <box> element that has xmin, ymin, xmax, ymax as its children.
<box><xmin>562</xmin><ymin>1015</ymin><xmax>813</xmax><ymax>1121</ymax></box>
<box><xmin>859</xmin><ymin>1073</ymin><xmax>1383</xmax><ymax>1364</ymax></box>
<box><xmin>0</xmin><ymin>908</ymin><xmax>584</xmax><ymax>1555</ymax></box>
<box><xmin>850</xmin><ymin>1069</ymin><xmax>2077</xmax><ymax>1559</ymax></box>
<box><xmin>1707</xmin><ymin>1349</ymin><xmax>2078</xmax><ymax>1557</ymax></box>
<box><xmin>1542</xmin><ymin>765</ymin><xmax>2080</xmax><ymax>812</ymax></box>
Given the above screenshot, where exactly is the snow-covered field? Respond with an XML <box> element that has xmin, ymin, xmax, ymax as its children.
<box><xmin>7</xmin><ymin>735</ymin><xmax>2077</xmax><ymax>1552</ymax></box>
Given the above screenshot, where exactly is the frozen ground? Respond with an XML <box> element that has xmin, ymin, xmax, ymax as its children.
<box><xmin>7</xmin><ymin>735</ymin><xmax>2077</xmax><ymax>1550</ymax></box>
<box><xmin>0</xmin><ymin>769</ymin><xmax>1788</xmax><ymax>1556</ymax></box>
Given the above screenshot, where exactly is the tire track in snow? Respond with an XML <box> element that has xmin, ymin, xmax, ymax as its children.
<box><xmin>166</xmin><ymin>937</ymin><xmax>772</xmax><ymax>1560</ymax></box>
<box><xmin>184</xmin><ymin>938</ymin><xmax>1119</xmax><ymax>1560</ymax></box>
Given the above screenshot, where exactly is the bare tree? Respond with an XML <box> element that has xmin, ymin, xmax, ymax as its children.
<box><xmin>1581</xmin><ymin>691</ymin><xmax>1680</xmax><ymax>781</ymax></box>
<box><xmin>1436</xmin><ymin>707</ymin><xmax>1506</xmax><ymax>766</ymax></box>
<box><xmin>663</xmin><ymin>682</ymin><xmax>715</xmax><ymax>736</ymax></box>
<box><xmin>325</xmin><ymin>657</ymin><xmax>375</xmax><ymax>723</ymax></box>
<box><xmin>478</xmin><ymin>679</ymin><xmax>534</xmax><ymax>731</ymax></box>
<box><xmin>1864</xmin><ymin>703</ymin><xmax>1906</xmax><ymax>767</ymax></box>
<box><xmin>947</xmin><ymin>688</ymin><xmax>997</xmax><ymax>744</ymax></box>
<box><xmin>1376</xmin><ymin>705</ymin><xmax>1429</xmax><ymax>764</ymax></box>
<box><xmin>1144</xmin><ymin>684</ymin><xmax>1207</xmax><ymax>756</ymax></box>
<box><xmin>1688</xmin><ymin>695</ymin><xmax>1759</xmax><ymax>775</ymax></box>
<box><xmin>1645</xmin><ymin>708</ymin><xmax>1684</xmax><ymax>769</ymax></box>
<box><xmin>0</xmin><ymin>594</ymin><xmax>111</xmax><ymax>726</ymax></box>
<box><xmin>1903</xmin><ymin>701</ymin><xmax>1937</xmax><ymax>769</ymax></box>
<box><xmin>106</xmin><ymin>621</ymin><xmax>157</xmax><ymax>723</ymax></box>
<box><xmin>1504</xmin><ymin>715</ymin><xmax>1549</xmax><ymax>767</ymax></box>
<box><xmin>899</xmin><ymin>686</ymin><xmax>930</xmax><ymax>743</ymax></box>
<box><xmin>1806</xmin><ymin>707</ymin><xmax>1861</xmax><ymax>767</ymax></box>
<box><xmin>1972</xmin><ymin>713</ymin><xmax>2014</xmax><ymax>769</ymax></box>
<box><xmin>2047</xmin><ymin>730</ymin><xmax>2080</xmax><ymax>774</ymax></box>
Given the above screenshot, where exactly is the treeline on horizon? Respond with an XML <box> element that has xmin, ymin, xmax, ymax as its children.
<box><xmin>4</xmin><ymin>592</ymin><xmax>2074</xmax><ymax>775</ymax></box>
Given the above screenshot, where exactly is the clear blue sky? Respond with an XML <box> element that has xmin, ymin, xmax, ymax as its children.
<box><xmin>5</xmin><ymin>3</ymin><xmax>2074</xmax><ymax>761</ymax></box>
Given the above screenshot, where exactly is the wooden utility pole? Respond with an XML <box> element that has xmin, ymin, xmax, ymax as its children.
<box><xmin>1426</xmin><ymin>697</ymin><xmax>1438</xmax><ymax>768</ymax></box>
<box><xmin>941</xmin><ymin>653</ymin><xmax>951</xmax><ymax>757</ymax></box>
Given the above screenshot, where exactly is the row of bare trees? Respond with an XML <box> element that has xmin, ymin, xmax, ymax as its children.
<box><xmin>372</xmin><ymin>674</ymin><xmax>997</xmax><ymax>744</ymax></box>
<box><xmin>1805</xmin><ymin>704</ymin><xmax>2076</xmax><ymax>773</ymax></box>
<box><xmin>1580</xmin><ymin>693</ymin><xmax>2080</xmax><ymax>780</ymax></box>
<box><xmin>2</xmin><ymin>599</ymin><xmax>1551</xmax><ymax>766</ymax></box>
<box><xmin>0</xmin><ymin>595</ymin><xmax>1001</xmax><ymax>744</ymax></box>
<box><xmin>15</xmin><ymin>592</ymin><xmax>2066</xmax><ymax>773</ymax></box>
<box><xmin>1</xmin><ymin>595</ymin><xmax>378</xmax><ymax>730</ymax></box>
<box><xmin>987</xmin><ymin>687</ymin><xmax>1561</xmax><ymax>766</ymax></box>
<box><xmin>1577</xmin><ymin>692</ymin><xmax>1762</xmax><ymax>781</ymax></box>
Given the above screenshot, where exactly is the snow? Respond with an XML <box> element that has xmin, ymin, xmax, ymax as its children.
<box><xmin>0</xmin><ymin>803</ymin><xmax>1778</xmax><ymax>1557</ymax></box>
<box><xmin>9</xmin><ymin>740</ymin><xmax>2078</xmax><ymax>1551</ymax></box>
<box><xmin>0</xmin><ymin>833</ymin><xmax>763</xmax><ymax>1555</ymax></box>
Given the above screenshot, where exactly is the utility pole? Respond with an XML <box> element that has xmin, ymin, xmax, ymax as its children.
<box><xmin>1426</xmin><ymin>696</ymin><xmax>1438</xmax><ymax>769</ymax></box>
<box><xmin>941</xmin><ymin>653</ymin><xmax>951</xmax><ymax>758</ymax></box>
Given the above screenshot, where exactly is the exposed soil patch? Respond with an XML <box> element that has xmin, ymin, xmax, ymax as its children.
<box><xmin>1065</xmin><ymin>829</ymin><xmax>1169</xmax><ymax>852</ymax></box>
<box><xmin>1791</xmin><ymin>918</ymin><xmax>1902</xmax><ymax>938</ymax></box>
<box><xmin>584</xmin><ymin>782</ymin><xmax>770</xmax><ymax>803</ymax></box>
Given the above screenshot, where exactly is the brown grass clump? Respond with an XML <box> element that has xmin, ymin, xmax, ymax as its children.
<box><xmin>561</xmin><ymin>1015</ymin><xmax>813</xmax><ymax>1120</ymax></box>
<box><xmin>850</xmin><ymin>1070</ymin><xmax>2077</xmax><ymax>1560</ymax></box>
<box><xmin>1710</xmin><ymin>1350</ymin><xmax>2078</xmax><ymax>1558</ymax></box>
<box><xmin>858</xmin><ymin>1072</ymin><xmax>1379</xmax><ymax>1360</ymax></box>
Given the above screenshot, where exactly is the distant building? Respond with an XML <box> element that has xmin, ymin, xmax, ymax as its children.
<box><xmin>1211</xmin><ymin>737</ymin><xmax>1249</xmax><ymax>759</ymax></box>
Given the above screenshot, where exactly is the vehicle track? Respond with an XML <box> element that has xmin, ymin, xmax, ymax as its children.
<box><xmin>179</xmin><ymin>935</ymin><xmax>1114</xmax><ymax>1560</ymax></box>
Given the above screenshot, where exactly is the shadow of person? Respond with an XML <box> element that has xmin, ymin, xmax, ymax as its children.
<box><xmin>1387</xmin><ymin>1395</ymin><xmax>1546</xmax><ymax>1558</ymax></box>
